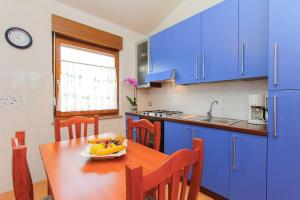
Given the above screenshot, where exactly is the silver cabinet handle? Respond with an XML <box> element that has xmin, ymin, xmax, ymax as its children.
<box><xmin>202</xmin><ymin>53</ymin><xmax>206</xmax><ymax>79</ymax></box>
<box><xmin>192</xmin><ymin>128</ymin><xmax>197</xmax><ymax>138</ymax></box>
<box><xmin>274</xmin><ymin>44</ymin><xmax>278</xmax><ymax>85</ymax></box>
<box><xmin>274</xmin><ymin>96</ymin><xmax>278</xmax><ymax>137</ymax></box>
<box><xmin>184</xmin><ymin>127</ymin><xmax>190</xmax><ymax>148</ymax></box>
<box><xmin>241</xmin><ymin>43</ymin><xmax>245</xmax><ymax>76</ymax></box>
<box><xmin>233</xmin><ymin>135</ymin><xmax>237</xmax><ymax>171</ymax></box>
<box><xmin>195</xmin><ymin>56</ymin><xmax>199</xmax><ymax>80</ymax></box>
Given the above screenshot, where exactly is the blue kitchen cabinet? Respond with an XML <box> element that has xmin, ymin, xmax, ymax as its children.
<box><xmin>191</xmin><ymin>126</ymin><xmax>230</xmax><ymax>199</ymax></box>
<box><xmin>125</xmin><ymin>114</ymin><xmax>140</xmax><ymax>141</ymax></box>
<box><xmin>172</xmin><ymin>13</ymin><xmax>202</xmax><ymax>84</ymax></box>
<box><xmin>269</xmin><ymin>0</ymin><xmax>300</xmax><ymax>90</ymax></box>
<box><xmin>229</xmin><ymin>133</ymin><xmax>267</xmax><ymax>200</ymax></box>
<box><xmin>201</xmin><ymin>0</ymin><xmax>239</xmax><ymax>82</ymax></box>
<box><xmin>267</xmin><ymin>90</ymin><xmax>300</xmax><ymax>200</ymax></box>
<box><xmin>238</xmin><ymin>0</ymin><xmax>269</xmax><ymax>78</ymax></box>
<box><xmin>164</xmin><ymin>121</ymin><xmax>191</xmax><ymax>155</ymax></box>
<box><xmin>149</xmin><ymin>27</ymin><xmax>177</xmax><ymax>75</ymax></box>
<box><xmin>149</xmin><ymin>14</ymin><xmax>202</xmax><ymax>84</ymax></box>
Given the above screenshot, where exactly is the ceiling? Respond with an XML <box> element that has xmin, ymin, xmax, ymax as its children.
<box><xmin>54</xmin><ymin>0</ymin><xmax>185</xmax><ymax>35</ymax></box>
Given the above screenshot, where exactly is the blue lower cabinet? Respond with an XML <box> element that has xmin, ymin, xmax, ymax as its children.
<box><xmin>164</xmin><ymin>121</ymin><xmax>191</xmax><ymax>155</ymax></box>
<box><xmin>125</xmin><ymin>115</ymin><xmax>139</xmax><ymax>141</ymax></box>
<box><xmin>229</xmin><ymin>133</ymin><xmax>267</xmax><ymax>200</ymax></box>
<box><xmin>191</xmin><ymin>126</ymin><xmax>230</xmax><ymax>199</ymax></box>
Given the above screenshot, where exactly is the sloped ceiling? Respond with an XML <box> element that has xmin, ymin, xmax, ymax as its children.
<box><xmin>54</xmin><ymin>0</ymin><xmax>185</xmax><ymax>35</ymax></box>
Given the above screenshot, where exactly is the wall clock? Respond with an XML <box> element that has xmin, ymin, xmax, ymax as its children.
<box><xmin>5</xmin><ymin>27</ymin><xmax>33</xmax><ymax>49</ymax></box>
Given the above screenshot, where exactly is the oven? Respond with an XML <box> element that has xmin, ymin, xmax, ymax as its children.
<box><xmin>140</xmin><ymin>116</ymin><xmax>165</xmax><ymax>153</ymax></box>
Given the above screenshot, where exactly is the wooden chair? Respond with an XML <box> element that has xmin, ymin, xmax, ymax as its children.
<box><xmin>126</xmin><ymin>138</ymin><xmax>204</xmax><ymax>200</ymax></box>
<box><xmin>127</xmin><ymin>118</ymin><xmax>161</xmax><ymax>151</ymax></box>
<box><xmin>11</xmin><ymin>131</ymin><xmax>52</xmax><ymax>200</ymax></box>
<box><xmin>54</xmin><ymin>115</ymin><xmax>99</xmax><ymax>142</ymax></box>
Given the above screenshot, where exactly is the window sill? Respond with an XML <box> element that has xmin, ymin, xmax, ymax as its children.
<box><xmin>99</xmin><ymin>115</ymin><xmax>123</xmax><ymax>120</ymax></box>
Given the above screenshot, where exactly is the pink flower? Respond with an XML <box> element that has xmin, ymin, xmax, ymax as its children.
<box><xmin>124</xmin><ymin>77</ymin><xmax>138</xmax><ymax>88</ymax></box>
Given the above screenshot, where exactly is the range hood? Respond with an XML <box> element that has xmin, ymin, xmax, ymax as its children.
<box><xmin>145</xmin><ymin>69</ymin><xmax>175</xmax><ymax>83</ymax></box>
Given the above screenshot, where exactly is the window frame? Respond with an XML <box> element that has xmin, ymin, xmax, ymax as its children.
<box><xmin>54</xmin><ymin>35</ymin><xmax>119</xmax><ymax>118</ymax></box>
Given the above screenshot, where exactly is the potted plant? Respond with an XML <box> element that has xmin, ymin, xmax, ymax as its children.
<box><xmin>124</xmin><ymin>77</ymin><xmax>138</xmax><ymax>112</ymax></box>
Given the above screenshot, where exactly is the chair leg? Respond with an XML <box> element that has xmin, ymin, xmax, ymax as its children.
<box><xmin>47</xmin><ymin>178</ymin><xmax>52</xmax><ymax>195</ymax></box>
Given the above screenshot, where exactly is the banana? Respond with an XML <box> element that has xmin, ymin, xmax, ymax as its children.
<box><xmin>95</xmin><ymin>145</ymin><xmax>125</xmax><ymax>156</ymax></box>
<box><xmin>88</xmin><ymin>138</ymin><xmax>112</xmax><ymax>144</ymax></box>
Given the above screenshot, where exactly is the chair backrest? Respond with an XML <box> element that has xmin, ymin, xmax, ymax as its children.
<box><xmin>54</xmin><ymin>115</ymin><xmax>99</xmax><ymax>142</ymax></box>
<box><xmin>126</xmin><ymin>138</ymin><xmax>204</xmax><ymax>200</ymax></box>
<box><xmin>127</xmin><ymin>118</ymin><xmax>161</xmax><ymax>151</ymax></box>
<box><xmin>11</xmin><ymin>131</ymin><xmax>34</xmax><ymax>200</ymax></box>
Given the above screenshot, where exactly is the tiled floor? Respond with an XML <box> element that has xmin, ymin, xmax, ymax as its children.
<box><xmin>0</xmin><ymin>180</ymin><xmax>213</xmax><ymax>200</ymax></box>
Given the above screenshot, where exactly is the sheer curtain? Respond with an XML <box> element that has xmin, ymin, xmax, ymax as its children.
<box><xmin>56</xmin><ymin>45</ymin><xmax>117</xmax><ymax>112</ymax></box>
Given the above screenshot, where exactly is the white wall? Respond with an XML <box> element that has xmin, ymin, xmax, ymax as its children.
<box><xmin>0</xmin><ymin>0</ymin><xmax>145</xmax><ymax>193</ymax></box>
<box><xmin>144</xmin><ymin>80</ymin><xmax>268</xmax><ymax>120</ymax></box>
<box><xmin>152</xmin><ymin>0</ymin><xmax>223</xmax><ymax>34</ymax></box>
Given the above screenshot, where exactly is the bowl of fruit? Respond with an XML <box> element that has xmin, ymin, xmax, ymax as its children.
<box><xmin>80</xmin><ymin>134</ymin><xmax>127</xmax><ymax>160</ymax></box>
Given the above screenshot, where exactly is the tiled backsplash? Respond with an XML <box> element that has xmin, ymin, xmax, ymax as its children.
<box><xmin>141</xmin><ymin>79</ymin><xmax>268</xmax><ymax>120</ymax></box>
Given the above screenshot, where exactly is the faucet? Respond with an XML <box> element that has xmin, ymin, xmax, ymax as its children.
<box><xmin>207</xmin><ymin>100</ymin><xmax>219</xmax><ymax>121</ymax></box>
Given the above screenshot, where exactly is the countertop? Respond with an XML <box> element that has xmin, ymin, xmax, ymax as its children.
<box><xmin>125</xmin><ymin>111</ymin><xmax>267</xmax><ymax>137</ymax></box>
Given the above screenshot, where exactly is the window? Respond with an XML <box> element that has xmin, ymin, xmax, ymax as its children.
<box><xmin>54</xmin><ymin>36</ymin><xmax>119</xmax><ymax>117</ymax></box>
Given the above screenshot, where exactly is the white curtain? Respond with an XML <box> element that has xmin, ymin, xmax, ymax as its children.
<box><xmin>57</xmin><ymin>61</ymin><xmax>117</xmax><ymax>112</ymax></box>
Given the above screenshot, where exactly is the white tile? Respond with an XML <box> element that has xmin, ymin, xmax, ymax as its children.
<box><xmin>0</xmin><ymin>68</ymin><xmax>28</xmax><ymax>90</ymax></box>
<box><xmin>29</xmin><ymin>91</ymin><xmax>53</xmax><ymax>110</ymax></box>
<box><xmin>29</xmin><ymin>108</ymin><xmax>53</xmax><ymax>129</ymax></box>
<box><xmin>145</xmin><ymin>79</ymin><xmax>267</xmax><ymax>120</ymax></box>
<box><xmin>29</xmin><ymin>72</ymin><xmax>53</xmax><ymax>91</ymax></box>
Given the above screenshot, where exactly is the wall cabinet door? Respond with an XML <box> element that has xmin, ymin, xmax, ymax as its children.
<box><xmin>164</xmin><ymin>121</ymin><xmax>191</xmax><ymax>155</ymax></box>
<box><xmin>269</xmin><ymin>0</ymin><xmax>300</xmax><ymax>90</ymax></box>
<box><xmin>229</xmin><ymin>133</ymin><xmax>267</xmax><ymax>200</ymax></box>
<box><xmin>173</xmin><ymin>13</ymin><xmax>202</xmax><ymax>84</ymax></box>
<box><xmin>149</xmin><ymin>27</ymin><xmax>177</xmax><ymax>74</ymax></box>
<box><xmin>268</xmin><ymin>91</ymin><xmax>300</xmax><ymax>200</ymax></box>
<box><xmin>201</xmin><ymin>0</ymin><xmax>239</xmax><ymax>82</ymax></box>
<box><xmin>192</xmin><ymin>126</ymin><xmax>230</xmax><ymax>199</ymax></box>
<box><xmin>125</xmin><ymin>115</ymin><xmax>140</xmax><ymax>141</ymax></box>
<box><xmin>239</xmin><ymin>0</ymin><xmax>269</xmax><ymax>78</ymax></box>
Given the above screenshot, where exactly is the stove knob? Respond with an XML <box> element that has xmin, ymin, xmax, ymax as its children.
<box><xmin>159</xmin><ymin>114</ymin><xmax>163</xmax><ymax>117</ymax></box>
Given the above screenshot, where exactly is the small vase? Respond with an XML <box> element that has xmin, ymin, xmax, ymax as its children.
<box><xmin>131</xmin><ymin>105</ymin><xmax>138</xmax><ymax>112</ymax></box>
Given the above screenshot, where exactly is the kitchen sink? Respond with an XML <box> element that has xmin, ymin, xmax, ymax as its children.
<box><xmin>188</xmin><ymin>116</ymin><xmax>241</xmax><ymax>125</ymax></box>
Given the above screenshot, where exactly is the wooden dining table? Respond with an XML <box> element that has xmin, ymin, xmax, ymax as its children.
<box><xmin>39</xmin><ymin>134</ymin><xmax>168</xmax><ymax>200</ymax></box>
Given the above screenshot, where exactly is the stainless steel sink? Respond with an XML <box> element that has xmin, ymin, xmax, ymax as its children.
<box><xmin>188</xmin><ymin>116</ymin><xmax>241</xmax><ymax>125</ymax></box>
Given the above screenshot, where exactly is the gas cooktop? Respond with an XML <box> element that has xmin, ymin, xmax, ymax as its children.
<box><xmin>142</xmin><ymin>110</ymin><xmax>183</xmax><ymax>118</ymax></box>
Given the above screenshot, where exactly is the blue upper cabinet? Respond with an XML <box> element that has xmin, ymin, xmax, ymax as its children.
<box><xmin>269</xmin><ymin>0</ymin><xmax>300</xmax><ymax>90</ymax></box>
<box><xmin>149</xmin><ymin>27</ymin><xmax>177</xmax><ymax>75</ymax></box>
<box><xmin>172</xmin><ymin>14</ymin><xmax>202</xmax><ymax>84</ymax></box>
<box><xmin>229</xmin><ymin>133</ymin><xmax>267</xmax><ymax>200</ymax></box>
<box><xmin>201</xmin><ymin>0</ymin><xmax>239</xmax><ymax>82</ymax></box>
<box><xmin>239</xmin><ymin>0</ymin><xmax>269</xmax><ymax>79</ymax></box>
<box><xmin>268</xmin><ymin>91</ymin><xmax>300</xmax><ymax>200</ymax></box>
<box><xmin>192</xmin><ymin>126</ymin><xmax>230</xmax><ymax>199</ymax></box>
